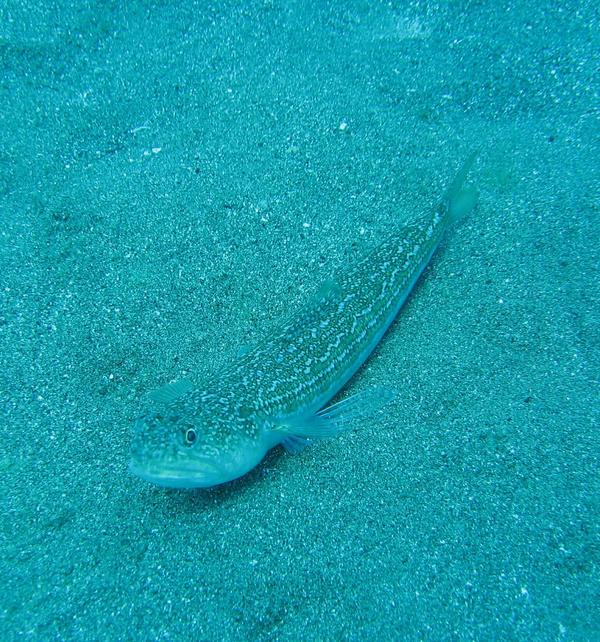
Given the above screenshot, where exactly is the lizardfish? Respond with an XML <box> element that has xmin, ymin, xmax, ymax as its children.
<box><xmin>130</xmin><ymin>155</ymin><xmax>478</xmax><ymax>488</ymax></box>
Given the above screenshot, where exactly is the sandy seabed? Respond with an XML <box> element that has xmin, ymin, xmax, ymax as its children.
<box><xmin>1</xmin><ymin>1</ymin><xmax>598</xmax><ymax>640</ymax></box>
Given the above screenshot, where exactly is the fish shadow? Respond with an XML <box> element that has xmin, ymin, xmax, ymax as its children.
<box><xmin>161</xmin><ymin>446</ymin><xmax>287</xmax><ymax>512</ymax></box>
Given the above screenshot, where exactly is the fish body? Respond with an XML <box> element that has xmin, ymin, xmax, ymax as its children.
<box><xmin>130</xmin><ymin>156</ymin><xmax>477</xmax><ymax>488</ymax></box>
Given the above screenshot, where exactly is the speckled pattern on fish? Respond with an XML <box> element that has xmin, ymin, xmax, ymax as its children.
<box><xmin>129</xmin><ymin>155</ymin><xmax>478</xmax><ymax>489</ymax></box>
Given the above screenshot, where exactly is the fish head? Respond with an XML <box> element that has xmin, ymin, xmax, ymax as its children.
<box><xmin>129</xmin><ymin>392</ymin><xmax>267</xmax><ymax>489</ymax></box>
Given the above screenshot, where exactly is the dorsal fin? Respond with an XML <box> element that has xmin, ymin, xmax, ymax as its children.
<box><xmin>315</xmin><ymin>277</ymin><xmax>342</xmax><ymax>304</ymax></box>
<box><xmin>148</xmin><ymin>378</ymin><xmax>193</xmax><ymax>404</ymax></box>
<box><xmin>236</xmin><ymin>344</ymin><xmax>252</xmax><ymax>359</ymax></box>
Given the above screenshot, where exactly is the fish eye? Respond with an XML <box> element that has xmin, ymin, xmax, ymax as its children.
<box><xmin>184</xmin><ymin>428</ymin><xmax>197</xmax><ymax>445</ymax></box>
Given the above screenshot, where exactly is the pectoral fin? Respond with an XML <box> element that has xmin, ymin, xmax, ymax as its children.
<box><xmin>281</xmin><ymin>435</ymin><xmax>312</xmax><ymax>455</ymax></box>
<box><xmin>275</xmin><ymin>386</ymin><xmax>396</xmax><ymax>442</ymax></box>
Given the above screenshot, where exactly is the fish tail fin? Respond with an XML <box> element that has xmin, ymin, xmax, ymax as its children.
<box><xmin>442</xmin><ymin>151</ymin><xmax>479</xmax><ymax>224</ymax></box>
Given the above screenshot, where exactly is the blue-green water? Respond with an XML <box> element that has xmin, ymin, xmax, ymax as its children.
<box><xmin>1</xmin><ymin>1</ymin><xmax>598</xmax><ymax>640</ymax></box>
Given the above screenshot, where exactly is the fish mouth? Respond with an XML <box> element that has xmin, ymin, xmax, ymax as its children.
<box><xmin>129</xmin><ymin>458</ymin><xmax>225</xmax><ymax>489</ymax></box>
